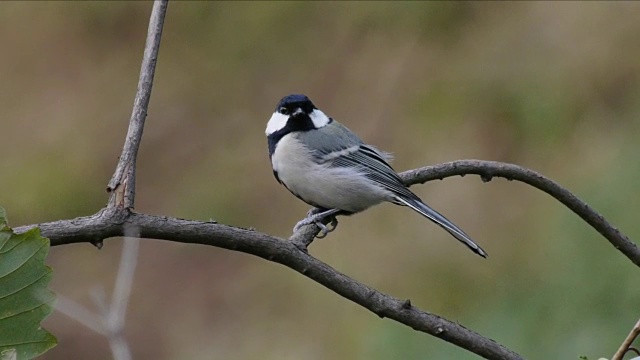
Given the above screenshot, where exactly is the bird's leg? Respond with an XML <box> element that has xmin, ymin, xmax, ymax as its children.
<box><xmin>293</xmin><ymin>208</ymin><xmax>341</xmax><ymax>237</ymax></box>
<box><xmin>303</xmin><ymin>208</ymin><xmax>339</xmax><ymax>233</ymax></box>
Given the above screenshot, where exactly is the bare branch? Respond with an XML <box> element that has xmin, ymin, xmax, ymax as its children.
<box><xmin>110</xmin><ymin>236</ymin><xmax>140</xmax><ymax>331</ymax></box>
<box><xmin>612</xmin><ymin>317</ymin><xmax>640</xmax><ymax>360</ymax></box>
<box><xmin>18</xmin><ymin>158</ymin><xmax>640</xmax><ymax>359</ymax></box>
<box><xmin>49</xmin><ymin>4</ymin><xmax>162</xmax><ymax>359</ymax></box>
<box><xmin>54</xmin><ymin>295</ymin><xmax>107</xmax><ymax>336</ymax></box>
<box><xmin>291</xmin><ymin>160</ymin><xmax>640</xmax><ymax>267</ymax></box>
<box><xmin>53</xmin><ymin>233</ymin><xmax>138</xmax><ymax>360</ymax></box>
<box><xmin>398</xmin><ymin>160</ymin><xmax>640</xmax><ymax>267</ymax></box>
<box><xmin>106</xmin><ymin>0</ymin><xmax>168</xmax><ymax>209</ymax></box>
<box><xmin>15</xmin><ymin>0</ymin><xmax>635</xmax><ymax>357</ymax></box>
<box><xmin>21</xmin><ymin>209</ymin><xmax>522</xmax><ymax>360</ymax></box>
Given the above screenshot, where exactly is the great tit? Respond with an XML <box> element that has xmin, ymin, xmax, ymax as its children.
<box><xmin>266</xmin><ymin>94</ymin><xmax>487</xmax><ymax>258</ymax></box>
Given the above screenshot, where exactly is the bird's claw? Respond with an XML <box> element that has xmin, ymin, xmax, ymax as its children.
<box><xmin>314</xmin><ymin>216</ymin><xmax>338</xmax><ymax>238</ymax></box>
<box><xmin>292</xmin><ymin>209</ymin><xmax>340</xmax><ymax>238</ymax></box>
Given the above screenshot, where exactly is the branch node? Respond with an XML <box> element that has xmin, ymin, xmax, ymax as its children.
<box><xmin>401</xmin><ymin>299</ymin><xmax>412</xmax><ymax>309</ymax></box>
<box><xmin>480</xmin><ymin>174</ymin><xmax>493</xmax><ymax>183</ymax></box>
<box><xmin>91</xmin><ymin>239</ymin><xmax>104</xmax><ymax>250</ymax></box>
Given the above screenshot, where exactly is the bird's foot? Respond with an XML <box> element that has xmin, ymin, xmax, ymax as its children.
<box><xmin>293</xmin><ymin>208</ymin><xmax>341</xmax><ymax>238</ymax></box>
<box><xmin>314</xmin><ymin>216</ymin><xmax>339</xmax><ymax>239</ymax></box>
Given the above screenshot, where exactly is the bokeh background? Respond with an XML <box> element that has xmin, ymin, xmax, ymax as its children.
<box><xmin>2</xmin><ymin>1</ymin><xmax>639</xmax><ymax>359</ymax></box>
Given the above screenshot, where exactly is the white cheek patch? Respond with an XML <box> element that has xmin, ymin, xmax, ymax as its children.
<box><xmin>266</xmin><ymin>112</ymin><xmax>289</xmax><ymax>135</ymax></box>
<box><xmin>309</xmin><ymin>109</ymin><xmax>331</xmax><ymax>128</ymax></box>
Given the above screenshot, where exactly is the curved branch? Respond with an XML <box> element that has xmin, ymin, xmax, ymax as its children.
<box><xmin>18</xmin><ymin>159</ymin><xmax>638</xmax><ymax>359</ymax></box>
<box><xmin>16</xmin><ymin>208</ymin><xmax>523</xmax><ymax>360</ymax></box>
<box><xmin>398</xmin><ymin>160</ymin><xmax>640</xmax><ymax>267</ymax></box>
<box><xmin>16</xmin><ymin>159</ymin><xmax>638</xmax><ymax>359</ymax></box>
<box><xmin>14</xmin><ymin>1</ymin><xmax>634</xmax><ymax>358</ymax></box>
<box><xmin>106</xmin><ymin>0</ymin><xmax>168</xmax><ymax>209</ymax></box>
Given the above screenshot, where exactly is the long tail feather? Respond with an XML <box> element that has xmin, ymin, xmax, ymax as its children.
<box><xmin>394</xmin><ymin>196</ymin><xmax>487</xmax><ymax>258</ymax></box>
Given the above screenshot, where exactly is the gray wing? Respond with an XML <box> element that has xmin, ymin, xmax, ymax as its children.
<box><xmin>295</xmin><ymin>120</ymin><xmax>364</xmax><ymax>155</ymax></box>
<box><xmin>326</xmin><ymin>142</ymin><xmax>488</xmax><ymax>257</ymax></box>
<box><xmin>327</xmin><ymin>144</ymin><xmax>418</xmax><ymax>202</ymax></box>
<box><xmin>296</xmin><ymin>120</ymin><xmax>415</xmax><ymax>200</ymax></box>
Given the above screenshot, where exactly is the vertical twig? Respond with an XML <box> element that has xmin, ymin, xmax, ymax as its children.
<box><xmin>89</xmin><ymin>286</ymin><xmax>132</xmax><ymax>360</ymax></box>
<box><xmin>53</xmin><ymin>3</ymin><xmax>168</xmax><ymax>360</ymax></box>
<box><xmin>56</xmin><ymin>234</ymin><xmax>140</xmax><ymax>360</ymax></box>
<box><xmin>110</xmin><ymin>235</ymin><xmax>140</xmax><ymax>331</ymax></box>
<box><xmin>106</xmin><ymin>0</ymin><xmax>169</xmax><ymax>209</ymax></box>
<box><xmin>612</xmin><ymin>318</ymin><xmax>640</xmax><ymax>360</ymax></box>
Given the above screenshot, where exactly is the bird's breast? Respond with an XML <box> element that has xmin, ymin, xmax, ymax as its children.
<box><xmin>271</xmin><ymin>135</ymin><xmax>317</xmax><ymax>190</ymax></box>
<box><xmin>271</xmin><ymin>134</ymin><xmax>387</xmax><ymax>212</ymax></box>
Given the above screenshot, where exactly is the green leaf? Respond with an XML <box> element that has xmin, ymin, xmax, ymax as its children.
<box><xmin>0</xmin><ymin>207</ymin><xmax>57</xmax><ymax>359</ymax></box>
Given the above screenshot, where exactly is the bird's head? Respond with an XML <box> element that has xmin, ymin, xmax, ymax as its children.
<box><xmin>265</xmin><ymin>94</ymin><xmax>332</xmax><ymax>136</ymax></box>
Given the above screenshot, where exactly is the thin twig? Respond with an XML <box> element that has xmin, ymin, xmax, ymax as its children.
<box><xmin>88</xmin><ymin>286</ymin><xmax>133</xmax><ymax>360</ymax></box>
<box><xmin>54</xmin><ymin>295</ymin><xmax>107</xmax><ymax>336</ymax></box>
<box><xmin>60</xmin><ymin>247</ymin><xmax>134</xmax><ymax>360</ymax></box>
<box><xmin>110</xmin><ymin>235</ymin><xmax>140</xmax><ymax>331</ymax></box>
<box><xmin>612</xmin><ymin>318</ymin><xmax>640</xmax><ymax>360</ymax></box>
<box><xmin>109</xmin><ymin>334</ymin><xmax>132</xmax><ymax>360</ymax></box>
<box><xmin>54</xmin><ymin>290</ymin><xmax>133</xmax><ymax>360</ymax></box>
<box><xmin>51</xmin><ymin>3</ymin><xmax>167</xmax><ymax>360</ymax></box>
<box><xmin>106</xmin><ymin>0</ymin><xmax>168</xmax><ymax>209</ymax></box>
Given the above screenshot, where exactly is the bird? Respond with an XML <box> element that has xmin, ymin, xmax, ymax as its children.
<box><xmin>265</xmin><ymin>94</ymin><xmax>487</xmax><ymax>258</ymax></box>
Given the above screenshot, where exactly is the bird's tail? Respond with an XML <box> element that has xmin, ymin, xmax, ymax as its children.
<box><xmin>394</xmin><ymin>196</ymin><xmax>487</xmax><ymax>258</ymax></box>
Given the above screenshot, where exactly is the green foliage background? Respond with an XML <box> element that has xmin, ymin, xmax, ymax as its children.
<box><xmin>1</xmin><ymin>2</ymin><xmax>639</xmax><ymax>359</ymax></box>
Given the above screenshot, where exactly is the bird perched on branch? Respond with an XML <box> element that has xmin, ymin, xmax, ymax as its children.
<box><xmin>265</xmin><ymin>94</ymin><xmax>487</xmax><ymax>258</ymax></box>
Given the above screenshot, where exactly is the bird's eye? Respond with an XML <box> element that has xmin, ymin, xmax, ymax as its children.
<box><xmin>278</xmin><ymin>107</ymin><xmax>288</xmax><ymax>115</ymax></box>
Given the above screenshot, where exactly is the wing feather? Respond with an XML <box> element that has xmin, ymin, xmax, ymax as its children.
<box><xmin>321</xmin><ymin>144</ymin><xmax>417</xmax><ymax>201</ymax></box>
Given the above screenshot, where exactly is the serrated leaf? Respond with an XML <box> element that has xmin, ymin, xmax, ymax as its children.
<box><xmin>0</xmin><ymin>207</ymin><xmax>56</xmax><ymax>359</ymax></box>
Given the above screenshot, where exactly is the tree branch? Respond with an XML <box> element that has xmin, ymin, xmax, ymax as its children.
<box><xmin>288</xmin><ymin>160</ymin><xmax>640</xmax><ymax>268</ymax></box>
<box><xmin>399</xmin><ymin>160</ymin><xmax>640</xmax><ymax>268</ymax></box>
<box><xmin>15</xmin><ymin>158</ymin><xmax>640</xmax><ymax>359</ymax></box>
<box><xmin>17</xmin><ymin>208</ymin><xmax>523</xmax><ymax>360</ymax></box>
<box><xmin>106</xmin><ymin>0</ymin><xmax>168</xmax><ymax>209</ymax></box>
<box><xmin>15</xmin><ymin>1</ymin><xmax>637</xmax><ymax>358</ymax></box>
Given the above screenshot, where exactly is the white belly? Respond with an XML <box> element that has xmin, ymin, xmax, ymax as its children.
<box><xmin>271</xmin><ymin>135</ymin><xmax>387</xmax><ymax>213</ymax></box>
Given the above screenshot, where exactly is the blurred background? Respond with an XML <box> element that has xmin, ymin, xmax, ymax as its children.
<box><xmin>1</xmin><ymin>1</ymin><xmax>639</xmax><ymax>359</ymax></box>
